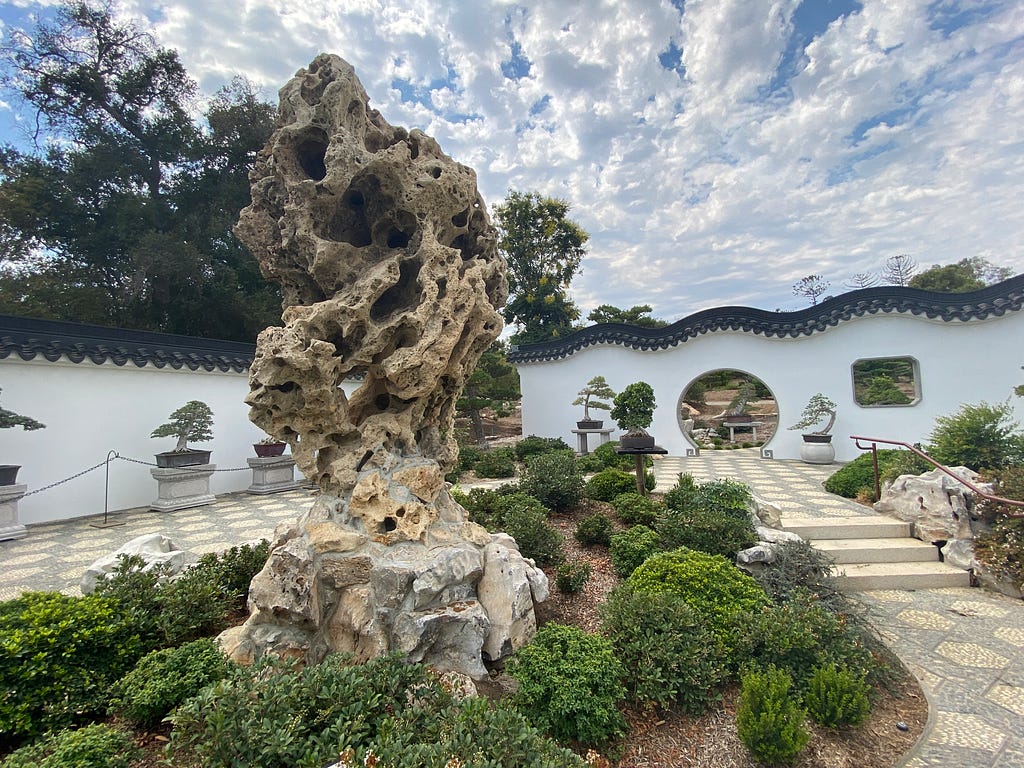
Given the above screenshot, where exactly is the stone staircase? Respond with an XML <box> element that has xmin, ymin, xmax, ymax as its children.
<box><xmin>781</xmin><ymin>515</ymin><xmax>971</xmax><ymax>591</ymax></box>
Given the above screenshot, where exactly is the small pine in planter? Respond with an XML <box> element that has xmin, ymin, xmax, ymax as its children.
<box><xmin>151</xmin><ymin>401</ymin><xmax>214</xmax><ymax>467</ymax></box>
<box><xmin>573</xmin><ymin>376</ymin><xmax>617</xmax><ymax>428</ymax></box>
<box><xmin>0</xmin><ymin>387</ymin><xmax>45</xmax><ymax>485</ymax></box>
<box><xmin>611</xmin><ymin>382</ymin><xmax>656</xmax><ymax>449</ymax></box>
<box><xmin>788</xmin><ymin>393</ymin><xmax>838</xmax><ymax>465</ymax></box>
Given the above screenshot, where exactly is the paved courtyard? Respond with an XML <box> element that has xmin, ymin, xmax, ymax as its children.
<box><xmin>1</xmin><ymin>449</ymin><xmax>1022</xmax><ymax>766</ymax></box>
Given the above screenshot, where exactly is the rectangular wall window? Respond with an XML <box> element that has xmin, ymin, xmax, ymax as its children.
<box><xmin>852</xmin><ymin>356</ymin><xmax>920</xmax><ymax>406</ymax></box>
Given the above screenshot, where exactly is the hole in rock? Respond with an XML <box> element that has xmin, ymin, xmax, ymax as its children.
<box><xmin>355</xmin><ymin>450</ymin><xmax>374</xmax><ymax>472</ymax></box>
<box><xmin>386</xmin><ymin>229</ymin><xmax>410</xmax><ymax>248</ymax></box>
<box><xmin>395</xmin><ymin>507</ymin><xmax>406</xmax><ymax>518</ymax></box>
<box><xmin>383</xmin><ymin>517</ymin><xmax>398</xmax><ymax>532</ymax></box>
<box><xmin>430</xmin><ymin>167</ymin><xmax>442</xmax><ymax>179</ymax></box>
<box><xmin>374</xmin><ymin>393</ymin><xmax>391</xmax><ymax>411</ymax></box>
<box><xmin>370</xmin><ymin>259</ymin><xmax>423</xmax><ymax>321</ymax></box>
<box><xmin>297</xmin><ymin>138</ymin><xmax>328</xmax><ymax>181</ymax></box>
<box><xmin>451</xmin><ymin>210</ymin><xmax>468</xmax><ymax>228</ymax></box>
<box><xmin>270</xmin><ymin>381</ymin><xmax>297</xmax><ymax>393</ymax></box>
<box><xmin>436</xmin><ymin>278</ymin><xmax>447</xmax><ymax>301</ymax></box>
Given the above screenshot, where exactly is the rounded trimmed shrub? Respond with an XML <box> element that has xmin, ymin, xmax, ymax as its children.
<box><xmin>575</xmin><ymin>512</ymin><xmax>613</xmax><ymax>547</ymax></box>
<box><xmin>628</xmin><ymin>548</ymin><xmax>769</xmax><ymax>658</ymax></box>
<box><xmin>656</xmin><ymin>506</ymin><xmax>757</xmax><ymax>559</ymax></box>
<box><xmin>823</xmin><ymin>449</ymin><xmax>929</xmax><ymax>499</ymax></box>
<box><xmin>585</xmin><ymin>468</ymin><xmax>638</xmax><ymax>502</ymax></box>
<box><xmin>0</xmin><ymin>723</ymin><xmax>139</xmax><ymax>768</ymax></box>
<box><xmin>556</xmin><ymin>559</ymin><xmax>592</xmax><ymax>594</ymax></box>
<box><xmin>736</xmin><ymin>666</ymin><xmax>810</xmax><ymax>765</ymax></box>
<box><xmin>609</xmin><ymin>525</ymin><xmax>661</xmax><ymax>578</ymax></box>
<box><xmin>507</xmin><ymin>623</ymin><xmax>627</xmax><ymax>746</ymax></box>
<box><xmin>519</xmin><ymin>451</ymin><xmax>584</xmax><ymax>512</ymax></box>
<box><xmin>473</xmin><ymin>447</ymin><xmax>517</xmax><ymax>478</ymax></box>
<box><xmin>109</xmin><ymin>638</ymin><xmax>233</xmax><ymax>727</ymax></box>
<box><xmin>611</xmin><ymin>492</ymin><xmax>663</xmax><ymax>527</ymax></box>
<box><xmin>601</xmin><ymin>583</ymin><xmax>726</xmax><ymax>714</ymax></box>
<box><xmin>804</xmin><ymin>663</ymin><xmax>872</xmax><ymax>727</ymax></box>
<box><xmin>515</xmin><ymin>435</ymin><xmax>572</xmax><ymax>461</ymax></box>
<box><xmin>495</xmin><ymin>493</ymin><xmax>565</xmax><ymax>566</ymax></box>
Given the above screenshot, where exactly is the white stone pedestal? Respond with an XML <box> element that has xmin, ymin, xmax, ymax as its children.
<box><xmin>246</xmin><ymin>455</ymin><xmax>301</xmax><ymax>494</ymax></box>
<box><xmin>0</xmin><ymin>483</ymin><xmax>27</xmax><ymax>541</ymax></box>
<box><xmin>150</xmin><ymin>464</ymin><xmax>216</xmax><ymax>511</ymax></box>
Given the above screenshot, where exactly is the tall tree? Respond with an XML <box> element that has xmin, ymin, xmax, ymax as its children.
<box><xmin>792</xmin><ymin>274</ymin><xmax>829</xmax><ymax>306</ymax></box>
<box><xmin>492</xmin><ymin>190</ymin><xmax>588</xmax><ymax>345</ymax></box>
<box><xmin>881</xmin><ymin>254</ymin><xmax>918</xmax><ymax>286</ymax></box>
<box><xmin>909</xmin><ymin>257</ymin><xmax>1013</xmax><ymax>293</ymax></box>
<box><xmin>587</xmin><ymin>304</ymin><xmax>667</xmax><ymax>328</ymax></box>
<box><xmin>0</xmin><ymin>1</ymin><xmax>280</xmax><ymax>340</ymax></box>
<box><xmin>844</xmin><ymin>272</ymin><xmax>880</xmax><ymax>289</ymax></box>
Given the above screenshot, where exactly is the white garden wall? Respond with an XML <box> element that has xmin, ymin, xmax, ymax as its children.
<box><xmin>0</xmin><ymin>356</ymin><xmax>358</xmax><ymax>525</ymax></box>
<box><xmin>514</xmin><ymin>305</ymin><xmax>1024</xmax><ymax>464</ymax></box>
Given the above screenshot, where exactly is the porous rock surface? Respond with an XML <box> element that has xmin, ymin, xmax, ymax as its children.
<box><xmin>224</xmin><ymin>54</ymin><xmax>544</xmax><ymax>678</ymax></box>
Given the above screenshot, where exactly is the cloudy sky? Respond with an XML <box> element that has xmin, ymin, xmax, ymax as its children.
<box><xmin>1</xmin><ymin>0</ymin><xmax>1022</xmax><ymax>320</ymax></box>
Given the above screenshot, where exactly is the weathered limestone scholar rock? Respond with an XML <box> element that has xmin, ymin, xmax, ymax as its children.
<box><xmin>225</xmin><ymin>54</ymin><xmax>544</xmax><ymax>678</ymax></box>
<box><xmin>874</xmin><ymin>467</ymin><xmax>989</xmax><ymax>544</ymax></box>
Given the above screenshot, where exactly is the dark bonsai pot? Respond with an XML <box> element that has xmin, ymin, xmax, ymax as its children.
<box><xmin>0</xmin><ymin>465</ymin><xmax>20</xmax><ymax>485</ymax></box>
<box><xmin>253</xmin><ymin>442</ymin><xmax>287</xmax><ymax>458</ymax></box>
<box><xmin>576</xmin><ymin>419</ymin><xmax>603</xmax><ymax>430</ymax></box>
<box><xmin>802</xmin><ymin>434</ymin><xmax>833</xmax><ymax>443</ymax></box>
<box><xmin>619</xmin><ymin>431</ymin><xmax>655</xmax><ymax>450</ymax></box>
<box><xmin>155</xmin><ymin>450</ymin><xmax>212</xmax><ymax>468</ymax></box>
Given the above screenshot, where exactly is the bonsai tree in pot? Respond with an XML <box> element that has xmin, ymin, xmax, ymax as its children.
<box><xmin>572</xmin><ymin>376</ymin><xmax>617</xmax><ymax>429</ymax></box>
<box><xmin>0</xmin><ymin>387</ymin><xmax>45</xmax><ymax>485</ymax></box>
<box><xmin>151</xmin><ymin>401</ymin><xmax>215</xmax><ymax>467</ymax></box>
<box><xmin>725</xmin><ymin>381</ymin><xmax>758</xmax><ymax>423</ymax></box>
<box><xmin>611</xmin><ymin>381</ymin><xmax>657</xmax><ymax>449</ymax></box>
<box><xmin>788</xmin><ymin>393</ymin><xmax>837</xmax><ymax>464</ymax></box>
<box><xmin>254</xmin><ymin>434</ymin><xmax>288</xmax><ymax>458</ymax></box>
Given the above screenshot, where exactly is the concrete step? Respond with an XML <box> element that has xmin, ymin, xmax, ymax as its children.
<box><xmin>814</xmin><ymin>537</ymin><xmax>940</xmax><ymax>564</ymax></box>
<box><xmin>834</xmin><ymin>561</ymin><xmax>970</xmax><ymax>591</ymax></box>
<box><xmin>783</xmin><ymin>515</ymin><xmax>911</xmax><ymax>541</ymax></box>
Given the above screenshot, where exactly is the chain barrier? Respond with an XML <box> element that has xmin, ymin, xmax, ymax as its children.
<box><xmin>8</xmin><ymin>452</ymin><xmax>257</xmax><ymax>503</ymax></box>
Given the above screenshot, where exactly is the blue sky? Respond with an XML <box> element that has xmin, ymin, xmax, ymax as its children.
<box><xmin>1</xmin><ymin>0</ymin><xmax>1022</xmax><ymax>321</ymax></box>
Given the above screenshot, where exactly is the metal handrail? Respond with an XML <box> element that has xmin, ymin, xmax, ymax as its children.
<box><xmin>850</xmin><ymin>435</ymin><xmax>1024</xmax><ymax>517</ymax></box>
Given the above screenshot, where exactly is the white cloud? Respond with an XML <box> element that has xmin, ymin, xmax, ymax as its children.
<box><xmin>2</xmin><ymin>0</ymin><xmax>1021</xmax><ymax>320</ymax></box>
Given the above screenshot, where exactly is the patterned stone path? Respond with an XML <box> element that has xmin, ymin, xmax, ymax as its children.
<box><xmin>2</xmin><ymin>451</ymin><xmax>1022</xmax><ymax>765</ymax></box>
<box><xmin>656</xmin><ymin>450</ymin><xmax>1024</xmax><ymax>768</ymax></box>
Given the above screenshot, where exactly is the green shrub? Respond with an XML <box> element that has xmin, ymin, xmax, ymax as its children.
<box><xmin>592</xmin><ymin>441</ymin><xmax>650</xmax><ymax>471</ymax></box>
<box><xmin>457</xmin><ymin>443</ymin><xmax>484</xmax><ymax>472</ymax></box>
<box><xmin>823</xmin><ymin>450</ymin><xmax>930</xmax><ymax>499</ymax></box>
<box><xmin>576</xmin><ymin>453</ymin><xmax>605</xmax><ymax>473</ymax></box>
<box><xmin>628</xmin><ymin>549</ymin><xmax>769</xmax><ymax>659</ymax></box>
<box><xmin>450</xmin><ymin>486</ymin><xmax>513</xmax><ymax>530</ymax></box>
<box><xmin>611</xmin><ymin>492</ymin><xmax>663</xmax><ymax>526</ymax></box>
<box><xmin>515</xmin><ymin>435</ymin><xmax>572</xmax><ymax>461</ymax></box>
<box><xmin>197</xmin><ymin>540</ymin><xmax>270</xmax><ymax>609</ymax></box>
<box><xmin>656</xmin><ymin>505</ymin><xmax>756</xmax><ymax>558</ymax></box>
<box><xmin>738</xmin><ymin>592</ymin><xmax>879</xmax><ymax>691</ymax></box>
<box><xmin>90</xmin><ymin>554</ymin><xmax>165</xmax><ymax>647</ymax></box>
<box><xmin>109</xmin><ymin>638</ymin><xmax>232</xmax><ymax>728</ymax></box>
<box><xmin>575</xmin><ymin>512</ymin><xmax>613</xmax><ymax>547</ymax></box>
<box><xmin>169</xmin><ymin>653</ymin><xmax>500</xmax><ymax>768</ymax></box>
<box><xmin>609</xmin><ymin>525</ymin><xmax>661</xmax><ymax>578</ymax></box>
<box><xmin>736</xmin><ymin>666</ymin><xmax>810</xmax><ymax>765</ymax></box>
<box><xmin>973</xmin><ymin>466</ymin><xmax>1024</xmax><ymax>589</ymax></box>
<box><xmin>1</xmin><ymin>723</ymin><xmax>139</xmax><ymax>768</ymax></box>
<box><xmin>754</xmin><ymin>539</ymin><xmax>846</xmax><ymax>612</ymax></box>
<box><xmin>474</xmin><ymin>447</ymin><xmax>518</xmax><ymax>478</ymax></box>
<box><xmin>662</xmin><ymin>472</ymin><xmax>699</xmax><ymax>510</ymax></box>
<box><xmin>0</xmin><ymin>592</ymin><xmax>143</xmax><ymax>744</ymax></box>
<box><xmin>519</xmin><ymin>452</ymin><xmax>584</xmax><ymax>512</ymax></box>
<box><xmin>928</xmin><ymin>401</ymin><xmax>1024</xmax><ymax>471</ymax></box>
<box><xmin>804</xmin><ymin>664</ymin><xmax>872</xmax><ymax>727</ymax></box>
<box><xmin>556</xmin><ymin>559</ymin><xmax>592</xmax><ymax>594</ymax></box>
<box><xmin>156</xmin><ymin>565</ymin><xmax>235</xmax><ymax>646</ymax></box>
<box><xmin>507</xmin><ymin>623</ymin><xmax>627</xmax><ymax>746</ymax></box>
<box><xmin>492</xmin><ymin>493</ymin><xmax>565</xmax><ymax>566</ymax></box>
<box><xmin>600</xmin><ymin>583</ymin><xmax>726</xmax><ymax>714</ymax></box>
<box><xmin>585</xmin><ymin>468</ymin><xmax>637</xmax><ymax>502</ymax></box>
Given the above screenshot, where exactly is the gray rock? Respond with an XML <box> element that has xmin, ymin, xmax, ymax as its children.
<box><xmin>80</xmin><ymin>533</ymin><xmax>187</xmax><ymax>594</ymax></box>
<box><xmin>874</xmin><ymin>466</ymin><xmax>988</xmax><ymax>543</ymax></box>
<box><xmin>755</xmin><ymin>525</ymin><xmax>802</xmax><ymax>544</ymax></box>
<box><xmin>751</xmin><ymin>495</ymin><xmax>783</xmax><ymax>528</ymax></box>
<box><xmin>737</xmin><ymin>544</ymin><xmax>778</xmax><ymax>565</ymax></box>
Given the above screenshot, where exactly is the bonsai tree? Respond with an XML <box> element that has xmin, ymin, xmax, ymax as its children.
<box><xmin>151</xmin><ymin>401</ymin><xmax>214</xmax><ymax>452</ymax></box>
<box><xmin>727</xmin><ymin>381</ymin><xmax>758</xmax><ymax>416</ymax></box>
<box><xmin>573</xmin><ymin>376</ymin><xmax>617</xmax><ymax>421</ymax></box>
<box><xmin>611</xmin><ymin>381</ymin><xmax>656</xmax><ymax>435</ymax></box>
<box><xmin>0</xmin><ymin>388</ymin><xmax>45</xmax><ymax>431</ymax></box>
<box><xmin>788</xmin><ymin>394</ymin><xmax>837</xmax><ymax>436</ymax></box>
